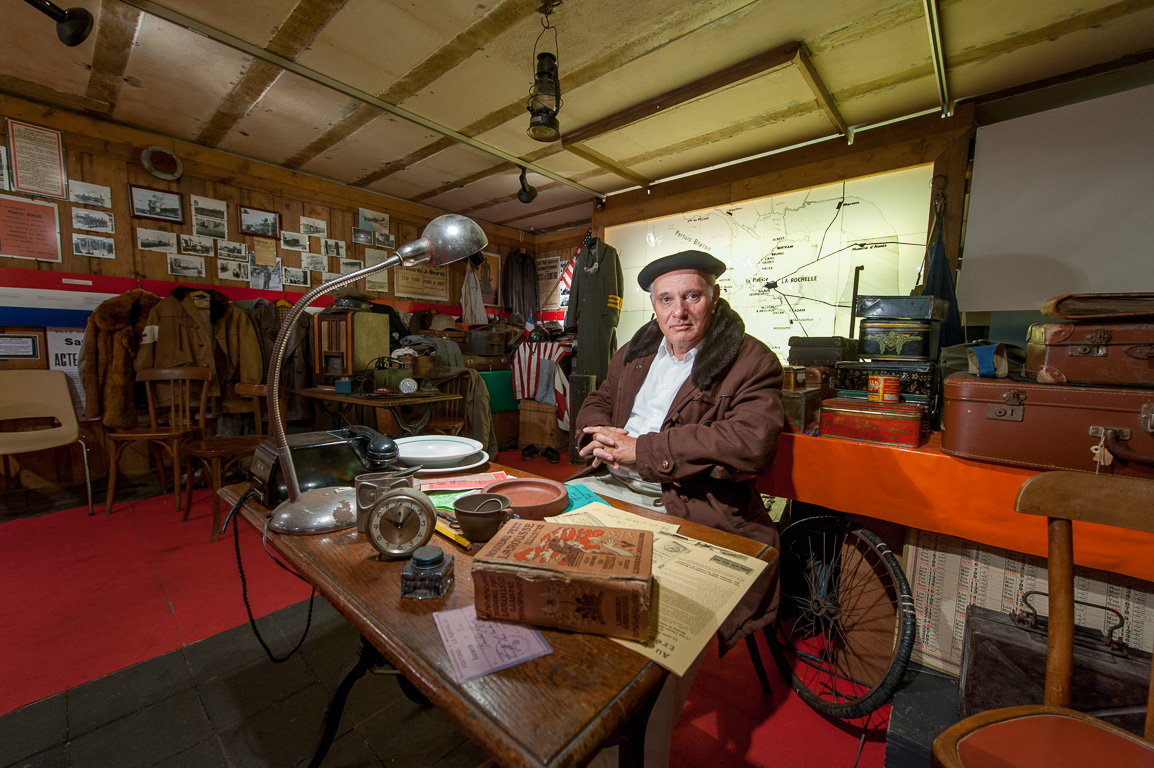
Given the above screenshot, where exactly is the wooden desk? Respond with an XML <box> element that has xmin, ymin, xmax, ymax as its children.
<box><xmin>292</xmin><ymin>387</ymin><xmax>459</xmax><ymax>436</ymax></box>
<box><xmin>222</xmin><ymin>464</ymin><xmax>773</xmax><ymax>768</ymax></box>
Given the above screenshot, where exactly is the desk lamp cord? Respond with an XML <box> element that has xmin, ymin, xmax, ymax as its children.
<box><xmin>224</xmin><ymin>489</ymin><xmax>316</xmax><ymax>663</ymax></box>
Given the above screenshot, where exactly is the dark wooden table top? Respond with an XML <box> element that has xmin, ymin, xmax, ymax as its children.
<box><xmin>291</xmin><ymin>387</ymin><xmax>460</xmax><ymax>409</ymax></box>
<box><xmin>222</xmin><ymin>463</ymin><xmax>774</xmax><ymax>768</ymax></box>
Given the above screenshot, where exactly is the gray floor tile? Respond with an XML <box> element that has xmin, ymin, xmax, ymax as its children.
<box><xmin>1</xmin><ymin>742</ymin><xmax>69</xmax><ymax>768</ymax></box>
<box><xmin>182</xmin><ymin>615</ymin><xmax>290</xmax><ymax>684</ymax></box>
<box><xmin>196</xmin><ymin>651</ymin><xmax>316</xmax><ymax>732</ymax></box>
<box><xmin>433</xmin><ymin>737</ymin><xmax>490</xmax><ymax>768</ymax></box>
<box><xmin>66</xmin><ymin>651</ymin><xmax>193</xmax><ymax>737</ymax></box>
<box><xmin>0</xmin><ymin>693</ymin><xmax>66</xmax><ymax>766</ymax></box>
<box><xmin>68</xmin><ymin>688</ymin><xmax>212</xmax><ymax>768</ymax></box>
<box><xmin>360</xmin><ymin>697</ymin><xmax>471</xmax><ymax>768</ymax></box>
<box><xmin>151</xmin><ymin>737</ymin><xmax>227</xmax><ymax>768</ymax></box>
<box><xmin>217</xmin><ymin>682</ymin><xmax>350</xmax><ymax>768</ymax></box>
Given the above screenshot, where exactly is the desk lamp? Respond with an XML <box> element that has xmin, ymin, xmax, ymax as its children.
<box><xmin>264</xmin><ymin>214</ymin><xmax>488</xmax><ymax>533</ymax></box>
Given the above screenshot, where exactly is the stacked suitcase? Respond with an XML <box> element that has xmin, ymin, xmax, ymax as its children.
<box><xmin>812</xmin><ymin>295</ymin><xmax>947</xmax><ymax>447</ymax></box>
<box><xmin>941</xmin><ymin>293</ymin><xmax>1154</xmax><ymax>478</ymax></box>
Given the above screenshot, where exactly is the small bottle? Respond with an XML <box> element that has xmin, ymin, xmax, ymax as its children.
<box><xmin>400</xmin><ymin>545</ymin><xmax>454</xmax><ymax>600</ymax></box>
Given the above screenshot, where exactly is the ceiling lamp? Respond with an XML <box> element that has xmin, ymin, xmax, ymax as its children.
<box><xmin>22</xmin><ymin>0</ymin><xmax>94</xmax><ymax>47</ymax></box>
<box><xmin>517</xmin><ymin>167</ymin><xmax>538</xmax><ymax>204</ymax></box>
<box><xmin>526</xmin><ymin>2</ymin><xmax>563</xmax><ymax>142</ymax></box>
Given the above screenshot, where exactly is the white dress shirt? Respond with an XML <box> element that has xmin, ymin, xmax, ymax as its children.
<box><xmin>624</xmin><ymin>340</ymin><xmax>698</xmax><ymax>438</ymax></box>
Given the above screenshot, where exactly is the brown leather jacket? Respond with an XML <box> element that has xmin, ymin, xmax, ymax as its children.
<box><xmin>575</xmin><ymin>299</ymin><xmax>784</xmax><ymax>651</ymax></box>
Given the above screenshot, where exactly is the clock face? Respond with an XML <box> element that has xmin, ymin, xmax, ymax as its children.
<box><xmin>398</xmin><ymin>377</ymin><xmax>418</xmax><ymax>395</ymax></box>
<box><xmin>366</xmin><ymin>487</ymin><xmax>435</xmax><ymax>559</ymax></box>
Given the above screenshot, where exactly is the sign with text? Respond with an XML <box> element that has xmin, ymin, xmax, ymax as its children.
<box><xmin>47</xmin><ymin>327</ymin><xmax>86</xmax><ymax>415</ymax></box>
<box><xmin>395</xmin><ymin>263</ymin><xmax>448</xmax><ymax>301</ymax></box>
<box><xmin>0</xmin><ymin>193</ymin><xmax>61</xmax><ymax>262</ymax></box>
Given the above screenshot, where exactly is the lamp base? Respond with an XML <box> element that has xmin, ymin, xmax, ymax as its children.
<box><xmin>269</xmin><ymin>487</ymin><xmax>358</xmax><ymax>535</ymax></box>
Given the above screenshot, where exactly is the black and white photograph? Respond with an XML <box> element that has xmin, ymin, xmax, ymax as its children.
<box><xmin>339</xmin><ymin>258</ymin><xmax>364</xmax><ymax>274</ymax></box>
<box><xmin>217</xmin><ymin>259</ymin><xmax>249</xmax><ymax>282</ymax></box>
<box><xmin>249</xmin><ymin>257</ymin><xmax>283</xmax><ymax>290</ymax></box>
<box><xmin>190</xmin><ymin>195</ymin><xmax>226</xmax><ymax>220</ymax></box>
<box><xmin>136</xmin><ymin>227</ymin><xmax>177</xmax><ymax>253</ymax></box>
<box><xmin>321</xmin><ymin>238</ymin><xmax>346</xmax><ymax>258</ymax></box>
<box><xmin>129</xmin><ymin>184</ymin><xmax>183</xmax><ymax>223</ymax></box>
<box><xmin>68</xmin><ymin>180</ymin><xmax>112</xmax><ymax>208</ymax></box>
<box><xmin>373</xmin><ymin>231</ymin><xmax>395</xmax><ymax>249</ymax></box>
<box><xmin>301</xmin><ymin>252</ymin><xmax>326</xmax><ymax>272</ymax></box>
<box><xmin>71</xmin><ymin>208</ymin><xmax>114</xmax><ymax>234</ymax></box>
<box><xmin>280</xmin><ymin>231</ymin><xmax>308</xmax><ymax>251</ymax></box>
<box><xmin>358</xmin><ymin>208</ymin><xmax>389</xmax><ymax>234</ymax></box>
<box><xmin>167</xmin><ymin>253</ymin><xmax>205</xmax><ymax>277</ymax></box>
<box><xmin>194</xmin><ymin>215</ymin><xmax>227</xmax><ymax>239</ymax></box>
<box><xmin>179</xmin><ymin>233</ymin><xmax>215</xmax><ymax>256</ymax></box>
<box><xmin>299</xmin><ymin>217</ymin><xmax>327</xmax><ymax>238</ymax></box>
<box><xmin>351</xmin><ymin>227</ymin><xmax>373</xmax><ymax>245</ymax></box>
<box><xmin>72</xmin><ymin>233</ymin><xmax>115</xmax><ymax>259</ymax></box>
<box><xmin>282</xmin><ymin>266</ymin><xmax>309</xmax><ymax>287</ymax></box>
<box><xmin>322</xmin><ymin>271</ymin><xmax>342</xmax><ymax>283</ymax></box>
<box><xmin>365</xmin><ymin>248</ymin><xmax>390</xmax><ymax>292</ymax></box>
<box><xmin>239</xmin><ymin>206</ymin><xmax>279</xmax><ymax>238</ymax></box>
<box><xmin>217</xmin><ymin>240</ymin><xmax>247</xmax><ymax>260</ymax></box>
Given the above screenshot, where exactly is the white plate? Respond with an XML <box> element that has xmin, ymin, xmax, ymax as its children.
<box><xmin>394</xmin><ymin>435</ymin><xmax>483</xmax><ymax>468</ymax></box>
<box><xmin>404</xmin><ymin>450</ymin><xmax>489</xmax><ymax>475</ymax></box>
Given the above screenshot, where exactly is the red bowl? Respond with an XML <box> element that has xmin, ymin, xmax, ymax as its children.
<box><xmin>482</xmin><ymin>477</ymin><xmax>569</xmax><ymax>521</ymax></box>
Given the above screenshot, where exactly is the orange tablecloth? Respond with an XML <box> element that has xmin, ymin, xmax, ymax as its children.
<box><xmin>759</xmin><ymin>432</ymin><xmax>1154</xmax><ymax>582</ymax></box>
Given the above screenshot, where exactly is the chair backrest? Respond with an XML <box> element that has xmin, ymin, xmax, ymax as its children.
<box><xmin>1014</xmin><ymin>470</ymin><xmax>1154</xmax><ymax>739</ymax></box>
<box><xmin>233</xmin><ymin>381</ymin><xmax>286</xmax><ymax>435</ymax></box>
<box><xmin>435</xmin><ymin>371</ymin><xmax>468</xmax><ymax>422</ymax></box>
<box><xmin>136</xmin><ymin>367</ymin><xmax>212</xmax><ymax>431</ymax></box>
<box><xmin>0</xmin><ymin>369</ymin><xmax>80</xmax><ymax>455</ymax></box>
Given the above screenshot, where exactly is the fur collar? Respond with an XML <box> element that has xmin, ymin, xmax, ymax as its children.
<box><xmin>624</xmin><ymin>299</ymin><xmax>746</xmax><ymax>389</ymax></box>
<box><xmin>91</xmin><ymin>289</ymin><xmax>161</xmax><ymax>332</ymax></box>
<box><xmin>170</xmin><ymin>286</ymin><xmax>230</xmax><ymax>324</ymax></box>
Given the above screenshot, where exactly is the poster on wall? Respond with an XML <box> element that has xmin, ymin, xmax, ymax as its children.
<box><xmin>46</xmin><ymin>328</ymin><xmax>86</xmax><ymax>416</ymax></box>
<box><xmin>365</xmin><ymin>248</ymin><xmax>390</xmax><ymax>292</ymax></box>
<box><xmin>0</xmin><ymin>192</ymin><xmax>61</xmax><ymax>262</ymax></box>
<box><xmin>0</xmin><ymin>146</ymin><xmax>9</xmax><ymax>191</ymax></box>
<box><xmin>6</xmin><ymin>119</ymin><xmax>66</xmax><ymax>199</ymax></box>
<box><xmin>395</xmin><ymin>263</ymin><xmax>448</xmax><ymax>301</ymax></box>
<box><xmin>478</xmin><ymin>252</ymin><xmax>500</xmax><ymax>306</ymax></box>
<box><xmin>536</xmin><ymin>255</ymin><xmax>567</xmax><ymax>311</ymax></box>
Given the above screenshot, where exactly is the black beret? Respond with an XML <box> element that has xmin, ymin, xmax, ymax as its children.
<box><xmin>637</xmin><ymin>250</ymin><xmax>726</xmax><ymax>291</ymax></box>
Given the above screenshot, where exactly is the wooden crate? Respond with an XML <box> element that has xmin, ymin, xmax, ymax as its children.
<box><xmin>518</xmin><ymin>399</ymin><xmax>568</xmax><ymax>450</ymax></box>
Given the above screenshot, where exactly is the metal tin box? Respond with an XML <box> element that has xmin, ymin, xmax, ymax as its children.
<box><xmin>856</xmin><ymin>295</ymin><xmax>950</xmax><ymax>321</ymax></box>
<box><xmin>782</xmin><ymin>387</ymin><xmax>823</xmax><ymax>432</ymax></box>
<box><xmin>782</xmin><ymin>365</ymin><xmax>808</xmax><ymax>390</ymax></box>
<box><xmin>833</xmin><ymin>360</ymin><xmax>938</xmax><ymax>396</ymax></box>
<box><xmin>858</xmin><ymin>319</ymin><xmax>940</xmax><ymax>361</ymax></box>
<box><xmin>818</xmin><ymin>398</ymin><xmax>926</xmax><ymax>447</ymax></box>
<box><xmin>787</xmin><ymin>336</ymin><xmax>859</xmax><ymax>366</ymax></box>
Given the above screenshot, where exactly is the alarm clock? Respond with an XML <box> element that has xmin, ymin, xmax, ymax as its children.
<box><xmin>363</xmin><ymin>486</ymin><xmax>437</xmax><ymax>559</ymax></box>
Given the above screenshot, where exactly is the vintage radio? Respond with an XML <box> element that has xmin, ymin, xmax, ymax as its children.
<box><xmin>311</xmin><ymin>310</ymin><xmax>393</xmax><ymax>383</ymax></box>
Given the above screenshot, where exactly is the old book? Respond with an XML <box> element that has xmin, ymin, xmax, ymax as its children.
<box><xmin>1041</xmin><ymin>293</ymin><xmax>1154</xmax><ymax>320</ymax></box>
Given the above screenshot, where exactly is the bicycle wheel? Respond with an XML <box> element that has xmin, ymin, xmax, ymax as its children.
<box><xmin>767</xmin><ymin>514</ymin><xmax>916</xmax><ymax>719</ymax></box>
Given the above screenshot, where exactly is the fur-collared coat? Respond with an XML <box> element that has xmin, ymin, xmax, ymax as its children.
<box><xmin>81</xmin><ymin>289</ymin><xmax>162</xmax><ymax>428</ymax></box>
<box><xmin>135</xmin><ymin>287</ymin><xmax>263</xmax><ymax>413</ymax></box>
<box><xmin>575</xmin><ymin>299</ymin><xmax>784</xmax><ymax>651</ymax></box>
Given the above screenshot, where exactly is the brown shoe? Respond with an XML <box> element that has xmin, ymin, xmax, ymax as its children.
<box><xmin>541</xmin><ymin>446</ymin><xmax>560</xmax><ymax>464</ymax></box>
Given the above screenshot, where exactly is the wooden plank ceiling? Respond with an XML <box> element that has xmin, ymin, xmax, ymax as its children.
<box><xmin>3</xmin><ymin>0</ymin><xmax>1153</xmax><ymax>233</ymax></box>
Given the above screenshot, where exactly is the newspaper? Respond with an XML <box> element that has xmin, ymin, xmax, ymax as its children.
<box><xmin>549</xmin><ymin>503</ymin><xmax>768</xmax><ymax>676</ymax></box>
<box><xmin>904</xmin><ymin>529</ymin><xmax>1154</xmax><ymax>675</ymax></box>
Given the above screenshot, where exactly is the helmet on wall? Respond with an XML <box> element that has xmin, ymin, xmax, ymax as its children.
<box><xmin>528</xmin><ymin>325</ymin><xmax>550</xmax><ymax>343</ymax></box>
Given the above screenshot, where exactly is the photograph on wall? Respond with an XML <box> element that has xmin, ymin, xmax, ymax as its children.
<box><xmin>249</xmin><ymin>256</ymin><xmax>283</xmax><ymax>290</ymax></box>
<box><xmin>73</xmin><ymin>233</ymin><xmax>115</xmax><ymax>259</ymax></box>
<box><xmin>194</xmin><ymin>215</ymin><xmax>226</xmax><ymax>239</ymax></box>
<box><xmin>322</xmin><ymin>271</ymin><xmax>342</xmax><ymax>283</ymax></box>
<box><xmin>217</xmin><ymin>258</ymin><xmax>249</xmax><ymax>282</ymax></box>
<box><xmin>71</xmin><ymin>208</ymin><xmax>114</xmax><ymax>234</ymax></box>
<box><xmin>179</xmin><ymin>233</ymin><xmax>214</xmax><ymax>256</ymax></box>
<box><xmin>129</xmin><ymin>184</ymin><xmax>183</xmax><ymax>223</ymax></box>
<box><xmin>351</xmin><ymin>227</ymin><xmax>373</xmax><ymax>245</ymax></box>
<box><xmin>6</xmin><ymin>119</ymin><xmax>66</xmax><ymax>198</ymax></box>
<box><xmin>395</xmin><ymin>263</ymin><xmax>448</xmax><ymax>301</ymax></box>
<box><xmin>216</xmin><ymin>240</ymin><xmax>246</xmax><ymax>260</ymax></box>
<box><xmin>300</xmin><ymin>252</ymin><xmax>326</xmax><ymax>272</ymax></box>
<box><xmin>0</xmin><ymin>146</ymin><xmax>9</xmax><ymax>191</ymax></box>
<box><xmin>365</xmin><ymin>248</ymin><xmax>390</xmax><ymax>292</ymax></box>
<box><xmin>167</xmin><ymin>253</ymin><xmax>205</xmax><ymax>277</ymax></box>
<box><xmin>373</xmin><ymin>231</ymin><xmax>395</xmax><ymax>249</ymax></box>
<box><xmin>321</xmin><ymin>238</ymin><xmax>346</xmax><ymax>258</ymax></box>
<box><xmin>299</xmin><ymin>216</ymin><xmax>327</xmax><ymax>238</ymax></box>
<box><xmin>281</xmin><ymin>231</ymin><xmax>308</xmax><ymax>251</ymax></box>
<box><xmin>358</xmin><ymin>208</ymin><xmax>389</xmax><ymax>234</ymax></box>
<box><xmin>190</xmin><ymin>195</ymin><xmax>226</xmax><ymax>221</ymax></box>
<box><xmin>136</xmin><ymin>227</ymin><xmax>176</xmax><ymax>253</ymax></box>
<box><xmin>0</xmin><ymin>193</ymin><xmax>61</xmax><ymax>262</ymax></box>
<box><xmin>339</xmin><ymin>258</ymin><xmax>363</xmax><ymax>274</ymax></box>
<box><xmin>478</xmin><ymin>251</ymin><xmax>500</xmax><ymax>306</ymax></box>
<box><xmin>283</xmin><ymin>266</ymin><xmax>309</xmax><ymax>287</ymax></box>
<box><xmin>68</xmin><ymin>180</ymin><xmax>112</xmax><ymax>208</ymax></box>
<box><xmin>239</xmin><ymin>206</ymin><xmax>279</xmax><ymax>238</ymax></box>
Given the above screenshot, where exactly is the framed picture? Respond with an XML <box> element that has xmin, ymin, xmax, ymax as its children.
<box><xmin>129</xmin><ymin>184</ymin><xmax>183</xmax><ymax>223</ymax></box>
<box><xmin>73</xmin><ymin>233</ymin><xmax>115</xmax><ymax>259</ymax></box>
<box><xmin>280</xmin><ymin>231</ymin><xmax>308</xmax><ymax>251</ymax></box>
<box><xmin>321</xmin><ymin>238</ymin><xmax>346</xmax><ymax>258</ymax></box>
<box><xmin>136</xmin><ymin>227</ymin><xmax>177</xmax><ymax>253</ymax></box>
<box><xmin>167</xmin><ymin>253</ymin><xmax>205</xmax><ymax>277</ymax></box>
<box><xmin>217</xmin><ymin>259</ymin><xmax>249</xmax><ymax>282</ymax></box>
<box><xmin>301</xmin><ymin>252</ymin><xmax>326</xmax><ymax>272</ymax></box>
<box><xmin>71</xmin><ymin>208</ymin><xmax>114</xmax><ymax>234</ymax></box>
<box><xmin>216</xmin><ymin>240</ymin><xmax>247</xmax><ymax>260</ymax></box>
<box><xmin>351</xmin><ymin>227</ymin><xmax>373</xmax><ymax>245</ymax></box>
<box><xmin>299</xmin><ymin>216</ymin><xmax>327</xmax><ymax>238</ymax></box>
<box><xmin>68</xmin><ymin>180</ymin><xmax>112</xmax><ymax>208</ymax></box>
<box><xmin>179</xmin><ymin>233</ymin><xmax>214</xmax><ymax>256</ymax></box>
<box><xmin>282</xmin><ymin>266</ymin><xmax>309</xmax><ymax>287</ymax></box>
<box><xmin>374</xmin><ymin>231</ymin><xmax>395</xmax><ymax>249</ymax></box>
<box><xmin>239</xmin><ymin>206</ymin><xmax>279</xmax><ymax>238</ymax></box>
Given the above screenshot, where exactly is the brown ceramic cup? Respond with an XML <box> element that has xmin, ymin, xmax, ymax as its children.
<box><xmin>452</xmin><ymin>493</ymin><xmax>512</xmax><ymax>543</ymax></box>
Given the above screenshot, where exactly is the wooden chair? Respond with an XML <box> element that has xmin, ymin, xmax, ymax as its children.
<box><xmin>423</xmin><ymin>371</ymin><xmax>468</xmax><ymax>436</ymax></box>
<box><xmin>931</xmin><ymin>470</ymin><xmax>1154</xmax><ymax>768</ymax></box>
<box><xmin>104</xmin><ymin>367</ymin><xmax>211</xmax><ymax>515</ymax></box>
<box><xmin>183</xmin><ymin>382</ymin><xmax>275</xmax><ymax>541</ymax></box>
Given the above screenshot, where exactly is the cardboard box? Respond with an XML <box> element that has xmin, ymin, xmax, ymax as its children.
<box><xmin>518</xmin><ymin>399</ymin><xmax>567</xmax><ymax>450</ymax></box>
<box><xmin>472</xmin><ymin>520</ymin><xmax>653</xmax><ymax>641</ymax></box>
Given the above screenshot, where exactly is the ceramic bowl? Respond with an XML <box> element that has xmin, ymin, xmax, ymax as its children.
<box><xmin>482</xmin><ymin>478</ymin><xmax>569</xmax><ymax>521</ymax></box>
<box><xmin>452</xmin><ymin>493</ymin><xmax>512</xmax><ymax>542</ymax></box>
<box><xmin>394</xmin><ymin>436</ymin><xmax>483</xmax><ymax>468</ymax></box>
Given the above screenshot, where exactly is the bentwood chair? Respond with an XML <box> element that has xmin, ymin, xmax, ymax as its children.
<box><xmin>104</xmin><ymin>367</ymin><xmax>211</xmax><ymax>515</ymax></box>
<box><xmin>183</xmin><ymin>382</ymin><xmax>277</xmax><ymax>541</ymax></box>
<box><xmin>931</xmin><ymin>471</ymin><xmax>1154</xmax><ymax>768</ymax></box>
<box><xmin>423</xmin><ymin>371</ymin><xmax>468</xmax><ymax>436</ymax></box>
<box><xmin>0</xmin><ymin>369</ymin><xmax>93</xmax><ymax>515</ymax></box>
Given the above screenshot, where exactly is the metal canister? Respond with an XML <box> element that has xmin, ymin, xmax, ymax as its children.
<box><xmin>867</xmin><ymin>374</ymin><xmax>901</xmax><ymax>403</ymax></box>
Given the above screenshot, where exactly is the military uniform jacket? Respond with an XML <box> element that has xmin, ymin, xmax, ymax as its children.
<box><xmin>564</xmin><ymin>239</ymin><xmax>623</xmax><ymax>385</ymax></box>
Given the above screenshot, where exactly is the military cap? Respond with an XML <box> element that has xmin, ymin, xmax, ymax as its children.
<box><xmin>637</xmin><ymin>250</ymin><xmax>726</xmax><ymax>291</ymax></box>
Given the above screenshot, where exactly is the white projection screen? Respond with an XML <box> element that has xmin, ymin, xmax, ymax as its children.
<box><xmin>957</xmin><ymin>82</ymin><xmax>1154</xmax><ymax>312</ymax></box>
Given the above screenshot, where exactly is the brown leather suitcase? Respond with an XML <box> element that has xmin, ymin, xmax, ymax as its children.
<box><xmin>1025</xmin><ymin>322</ymin><xmax>1154</xmax><ymax>386</ymax></box>
<box><xmin>941</xmin><ymin>373</ymin><xmax>1154</xmax><ymax>477</ymax></box>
